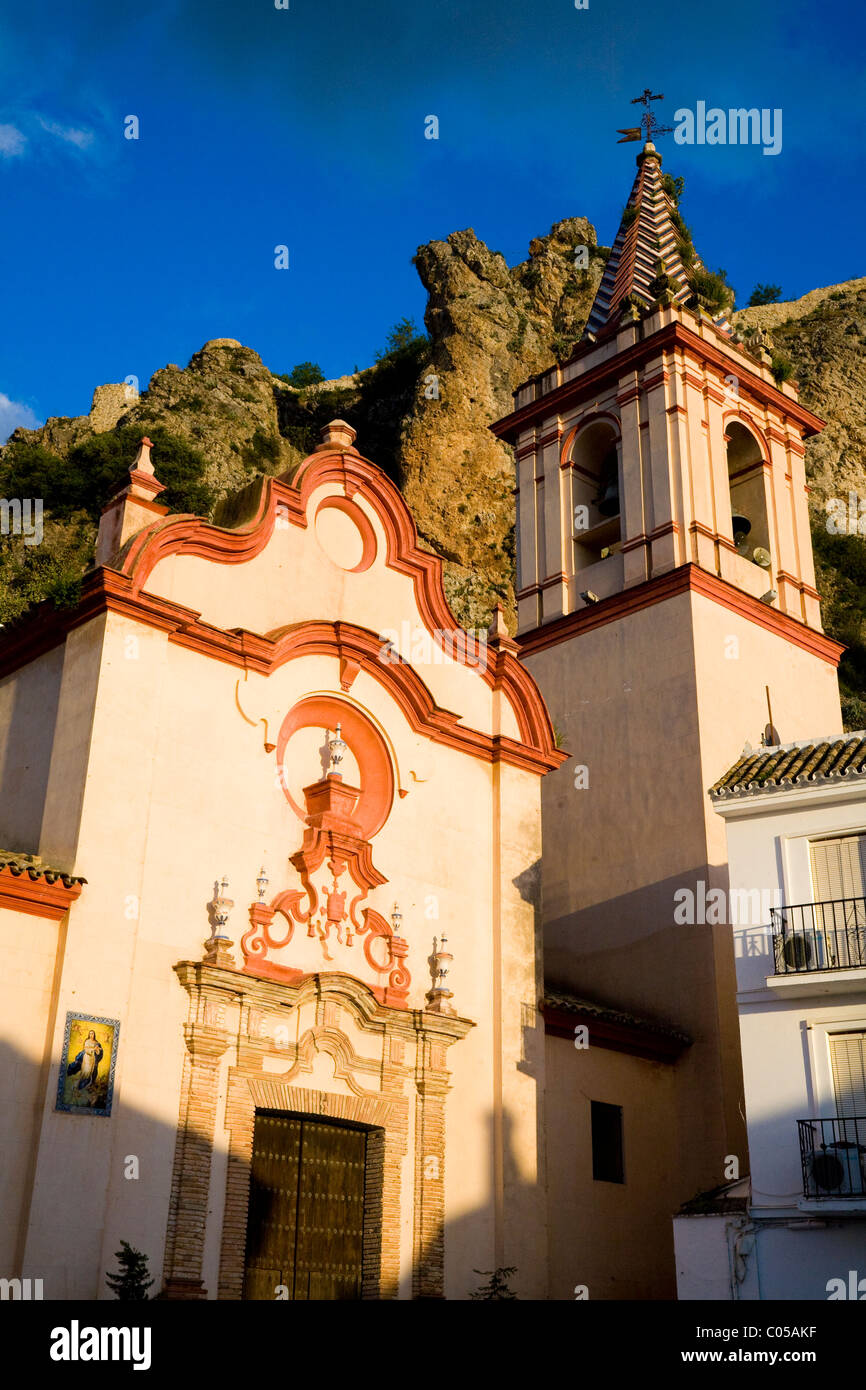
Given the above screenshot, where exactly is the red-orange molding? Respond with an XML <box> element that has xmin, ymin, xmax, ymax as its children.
<box><xmin>0</xmin><ymin>574</ymin><xmax>565</xmax><ymax>775</ymax></box>
<box><xmin>0</xmin><ymin>447</ymin><xmax>566</xmax><ymax>773</ymax></box>
<box><xmin>518</xmin><ymin>563</ymin><xmax>844</xmax><ymax>666</ymax></box>
<box><xmin>541</xmin><ymin>1000</ymin><xmax>689</xmax><ymax>1063</ymax></box>
<box><xmin>120</xmin><ymin>450</ymin><xmax>563</xmax><ymax>759</ymax></box>
<box><xmin>0</xmin><ymin>865</ymin><xmax>84</xmax><ymax>920</ymax></box>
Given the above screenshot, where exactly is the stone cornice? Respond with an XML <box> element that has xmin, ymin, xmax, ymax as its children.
<box><xmin>517</xmin><ymin>564</ymin><xmax>844</xmax><ymax>668</ymax></box>
<box><xmin>173</xmin><ymin>961</ymin><xmax>474</xmax><ymax>1042</ymax></box>
<box><xmin>492</xmin><ymin>320</ymin><xmax>825</xmax><ymax>442</ymax></box>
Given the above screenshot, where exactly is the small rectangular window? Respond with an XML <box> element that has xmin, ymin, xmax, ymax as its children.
<box><xmin>591</xmin><ymin>1100</ymin><xmax>624</xmax><ymax>1184</ymax></box>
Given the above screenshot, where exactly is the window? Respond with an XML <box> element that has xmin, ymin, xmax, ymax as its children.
<box><xmin>829</xmin><ymin>1033</ymin><xmax>866</xmax><ymax>1119</ymax></box>
<box><xmin>591</xmin><ymin>1100</ymin><xmax>624</xmax><ymax>1183</ymax></box>
<box><xmin>810</xmin><ymin>835</ymin><xmax>866</xmax><ymax>903</ymax></box>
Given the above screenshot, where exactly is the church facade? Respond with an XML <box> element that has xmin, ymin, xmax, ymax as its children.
<box><xmin>0</xmin><ymin>420</ymin><xmax>563</xmax><ymax>1300</ymax></box>
<box><xmin>0</xmin><ymin>136</ymin><xmax>849</xmax><ymax>1301</ymax></box>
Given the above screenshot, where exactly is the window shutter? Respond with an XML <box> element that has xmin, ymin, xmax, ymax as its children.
<box><xmin>810</xmin><ymin>835</ymin><xmax>866</xmax><ymax>902</ymax></box>
<box><xmin>830</xmin><ymin>1033</ymin><xmax>866</xmax><ymax>1119</ymax></box>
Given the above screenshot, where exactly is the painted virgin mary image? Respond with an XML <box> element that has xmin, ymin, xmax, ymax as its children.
<box><xmin>67</xmin><ymin>1029</ymin><xmax>104</xmax><ymax>1094</ymax></box>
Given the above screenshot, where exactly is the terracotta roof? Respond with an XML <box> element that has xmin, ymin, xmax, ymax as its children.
<box><xmin>542</xmin><ymin>987</ymin><xmax>691</xmax><ymax>1045</ymax></box>
<box><xmin>710</xmin><ymin>732</ymin><xmax>866</xmax><ymax>801</ymax></box>
<box><xmin>0</xmin><ymin>852</ymin><xmax>86</xmax><ymax>887</ymax></box>
<box><xmin>677</xmin><ymin>1178</ymin><xmax>750</xmax><ymax>1216</ymax></box>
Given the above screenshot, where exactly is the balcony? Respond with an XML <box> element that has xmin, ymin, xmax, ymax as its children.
<box><xmin>798</xmin><ymin>1117</ymin><xmax>866</xmax><ymax>1203</ymax></box>
<box><xmin>771</xmin><ymin>898</ymin><xmax>866</xmax><ymax>974</ymax></box>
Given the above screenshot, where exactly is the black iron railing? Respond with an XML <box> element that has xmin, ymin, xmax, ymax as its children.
<box><xmin>771</xmin><ymin>897</ymin><xmax>866</xmax><ymax>974</ymax></box>
<box><xmin>798</xmin><ymin>1117</ymin><xmax>866</xmax><ymax>1198</ymax></box>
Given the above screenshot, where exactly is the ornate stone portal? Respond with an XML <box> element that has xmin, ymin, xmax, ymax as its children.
<box><xmin>162</xmin><ymin>963</ymin><xmax>471</xmax><ymax>1300</ymax></box>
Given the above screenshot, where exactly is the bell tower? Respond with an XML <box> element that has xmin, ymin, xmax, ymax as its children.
<box><xmin>494</xmin><ymin>128</ymin><xmax>845</xmax><ymax>1234</ymax></box>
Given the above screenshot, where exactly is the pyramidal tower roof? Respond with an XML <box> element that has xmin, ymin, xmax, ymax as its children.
<box><xmin>585</xmin><ymin>141</ymin><xmax>730</xmax><ymax>338</ymax></box>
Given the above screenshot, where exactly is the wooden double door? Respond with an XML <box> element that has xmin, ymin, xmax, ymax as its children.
<box><xmin>243</xmin><ymin>1111</ymin><xmax>369</xmax><ymax>1300</ymax></box>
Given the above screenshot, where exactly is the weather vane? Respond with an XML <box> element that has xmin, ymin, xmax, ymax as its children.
<box><xmin>616</xmin><ymin>89</ymin><xmax>673</xmax><ymax>144</ymax></box>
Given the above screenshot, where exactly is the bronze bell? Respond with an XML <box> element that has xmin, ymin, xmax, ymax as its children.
<box><xmin>596</xmin><ymin>479</ymin><xmax>621</xmax><ymax>516</ymax></box>
<box><xmin>731</xmin><ymin>511</ymin><xmax>752</xmax><ymax>543</ymax></box>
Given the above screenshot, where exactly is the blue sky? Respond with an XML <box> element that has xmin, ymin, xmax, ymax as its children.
<box><xmin>1</xmin><ymin>0</ymin><xmax>864</xmax><ymax>439</ymax></box>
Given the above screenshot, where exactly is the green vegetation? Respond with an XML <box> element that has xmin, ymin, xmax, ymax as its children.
<box><xmin>506</xmin><ymin>312</ymin><xmax>529</xmax><ymax>354</ymax></box>
<box><xmin>274</xmin><ymin>317</ymin><xmax>430</xmax><ymax>486</ymax></box>
<box><xmin>748</xmin><ymin>283</ymin><xmax>782</xmax><ymax>307</ymax></box>
<box><xmin>470</xmin><ymin>1266</ymin><xmax>518</xmax><ymax>1300</ymax></box>
<box><xmin>106</xmin><ymin>1241</ymin><xmax>154</xmax><ymax>1301</ymax></box>
<box><xmin>661</xmin><ymin>173</ymin><xmax>685</xmax><ymax>203</ymax></box>
<box><xmin>286</xmin><ymin>361</ymin><xmax>325</xmax><ymax>387</ymax></box>
<box><xmin>0</xmin><ymin>426</ymin><xmax>215</xmax><ymax>625</ymax></box>
<box><xmin>812</xmin><ymin>524</ymin><xmax>866</xmax><ymax>730</ymax></box>
<box><xmin>689</xmin><ymin>266</ymin><xmax>735</xmax><ymax>313</ymax></box>
<box><xmin>562</xmin><ymin>275</ymin><xmax>589</xmax><ymax>297</ymax></box>
<box><xmin>0</xmin><ymin>426</ymin><xmax>213</xmax><ymax>523</ymax></box>
<box><xmin>241</xmin><ymin>429</ymin><xmax>281</xmax><ymax>470</ymax></box>
<box><xmin>620</xmin><ymin>205</ymin><xmax>638</xmax><ymax>229</ymax></box>
<box><xmin>357</xmin><ymin>318</ymin><xmax>430</xmax><ymax>480</ymax></box>
<box><xmin>770</xmin><ymin>352</ymin><xmax>795</xmax><ymax>383</ymax></box>
<box><xmin>0</xmin><ymin>514</ymin><xmax>94</xmax><ymax>624</ymax></box>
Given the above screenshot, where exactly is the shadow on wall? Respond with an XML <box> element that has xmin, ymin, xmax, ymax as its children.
<box><xmin>1</xmin><ymin>1017</ymin><xmax>717</xmax><ymax>1305</ymax></box>
<box><xmin>1</xmin><ymin>1029</ymin><xmax>553</xmax><ymax>1302</ymax></box>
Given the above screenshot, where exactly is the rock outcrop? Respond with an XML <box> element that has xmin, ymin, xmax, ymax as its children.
<box><xmin>3</xmin><ymin>237</ymin><xmax>864</xmax><ymax>717</ymax></box>
<box><xmin>402</xmin><ymin>219</ymin><xmax>604</xmax><ymax>624</ymax></box>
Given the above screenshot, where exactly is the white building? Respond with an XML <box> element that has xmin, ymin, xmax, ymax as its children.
<box><xmin>674</xmin><ymin>732</ymin><xmax>866</xmax><ymax>1300</ymax></box>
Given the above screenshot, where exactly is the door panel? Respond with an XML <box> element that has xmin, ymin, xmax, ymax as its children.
<box><xmin>294</xmin><ymin>1120</ymin><xmax>366</xmax><ymax>1300</ymax></box>
<box><xmin>243</xmin><ymin>1112</ymin><xmax>367</xmax><ymax>1300</ymax></box>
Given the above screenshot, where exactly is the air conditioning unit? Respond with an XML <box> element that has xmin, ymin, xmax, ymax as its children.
<box><xmin>807</xmin><ymin>1142</ymin><xmax>866</xmax><ymax>1196</ymax></box>
<box><xmin>782</xmin><ymin>930</ymin><xmax>830</xmax><ymax>971</ymax></box>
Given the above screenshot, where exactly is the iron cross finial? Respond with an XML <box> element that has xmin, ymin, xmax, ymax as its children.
<box><xmin>616</xmin><ymin>89</ymin><xmax>673</xmax><ymax>143</ymax></box>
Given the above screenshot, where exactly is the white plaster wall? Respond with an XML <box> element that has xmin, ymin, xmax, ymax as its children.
<box><xmin>7</xmin><ymin>471</ymin><xmax>548</xmax><ymax>1298</ymax></box>
<box><xmin>708</xmin><ymin>781</ymin><xmax>866</xmax><ymax>1299</ymax></box>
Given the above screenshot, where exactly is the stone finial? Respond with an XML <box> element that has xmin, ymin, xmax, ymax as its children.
<box><xmin>132</xmin><ymin>437</ymin><xmax>156</xmax><ymax>477</ymax></box>
<box><xmin>426</xmin><ymin>934</ymin><xmax>455</xmax><ymax>1015</ymax></box>
<box><xmin>94</xmin><ymin>437</ymin><xmax>168</xmax><ymax>568</ymax></box>
<box><xmin>316</xmin><ymin>419</ymin><xmax>357</xmax><ymax>452</ymax></box>
<box><xmin>203</xmin><ymin>876</ymin><xmax>237</xmax><ymax>969</ymax></box>
<box><xmin>486</xmin><ymin>602</ymin><xmax>518</xmax><ymax>653</ymax></box>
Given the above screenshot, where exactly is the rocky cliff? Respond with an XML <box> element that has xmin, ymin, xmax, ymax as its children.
<box><xmin>2</xmin><ymin>231</ymin><xmax>864</xmax><ymax>721</ymax></box>
<box><xmin>734</xmin><ymin>280</ymin><xmax>866</xmax><ymax>725</ymax></box>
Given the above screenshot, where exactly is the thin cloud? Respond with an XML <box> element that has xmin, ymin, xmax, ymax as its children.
<box><xmin>0</xmin><ymin>124</ymin><xmax>27</xmax><ymax>157</ymax></box>
<box><xmin>37</xmin><ymin>116</ymin><xmax>94</xmax><ymax>150</ymax></box>
<box><xmin>0</xmin><ymin>394</ymin><xmax>42</xmax><ymax>445</ymax></box>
